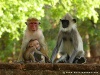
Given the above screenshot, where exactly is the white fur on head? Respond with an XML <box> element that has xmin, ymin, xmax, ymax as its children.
<box><xmin>60</xmin><ymin>13</ymin><xmax>76</xmax><ymax>32</ymax></box>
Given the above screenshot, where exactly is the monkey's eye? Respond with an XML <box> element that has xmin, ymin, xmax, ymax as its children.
<box><xmin>28</xmin><ymin>46</ymin><xmax>34</xmax><ymax>48</ymax></box>
<box><xmin>29</xmin><ymin>22</ymin><xmax>39</xmax><ymax>25</ymax></box>
<box><xmin>33</xmin><ymin>22</ymin><xmax>38</xmax><ymax>24</ymax></box>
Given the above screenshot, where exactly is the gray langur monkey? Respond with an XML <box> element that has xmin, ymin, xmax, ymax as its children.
<box><xmin>50</xmin><ymin>13</ymin><xmax>86</xmax><ymax>63</ymax></box>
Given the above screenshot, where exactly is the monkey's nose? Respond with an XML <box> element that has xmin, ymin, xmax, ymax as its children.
<box><xmin>62</xmin><ymin>24</ymin><xmax>69</xmax><ymax>28</ymax></box>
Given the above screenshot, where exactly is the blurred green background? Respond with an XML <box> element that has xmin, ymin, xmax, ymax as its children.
<box><xmin>0</xmin><ymin>0</ymin><xmax>100</xmax><ymax>62</ymax></box>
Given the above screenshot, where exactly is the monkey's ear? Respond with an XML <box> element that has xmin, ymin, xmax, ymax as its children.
<box><xmin>73</xmin><ymin>19</ymin><xmax>76</xmax><ymax>23</ymax></box>
<box><xmin>60</xmin><ymin>19</ymin><xmax>62</xmax><ymax>21</ymax></box>
<box><xmin>39</xmin><ymin>22</ymin><xmax>41</xmax><ymax>25</ymax></box>
<box><xmin>25</xmin><ymin>22</ymin><xmax>27</xmax><ymax>25</ymax></box>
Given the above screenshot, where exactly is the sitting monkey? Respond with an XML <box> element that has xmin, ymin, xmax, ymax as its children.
<box><xmin>50</xmin><ymin>13</ymin><xmax>86</xmax><ymax>64</ymax></box>
<box><xmin>23</xmin><ymin>39</ymin><xmax>47</xmax><ymax>63</ymax></box>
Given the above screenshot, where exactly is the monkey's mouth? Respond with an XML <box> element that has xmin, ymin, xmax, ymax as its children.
<box><xmin>32</xmin><ymin>29</ymin><xmax>37</xmax><ymax>31</ymax></box>
<box><xmin>31</xmin><ymin>27</ymin><xmax>37</xmax><ymax>31</ymax></box>
<box><xmin>32</xmin><ymin>30</ymin><xmax>36</xmax><ymax>31</ymax></box>
<box><xmin>62</xmin><ymin>24</ymin><xmax>69</xmax><ymax>28</ymax></box>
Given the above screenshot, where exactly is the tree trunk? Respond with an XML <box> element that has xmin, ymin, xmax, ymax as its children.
<box><xmin>90</xmin><ymin>45</ymin><xmax>97</xmax><ymax>57</ymax></box>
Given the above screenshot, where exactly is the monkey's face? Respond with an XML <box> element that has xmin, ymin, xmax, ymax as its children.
<box><xmin>28</xmin><ymin>21</ymin><xmax>39</xmax><ymax>31</ymax></box>
<box><xmin>26</xmin><ymin>20</ymin><xmax>40</xmax><ymax>31</ymax></box>
<box><xmin>28</xmin><ymin>40</ymin><xmax>41</xmax><ymax>50</ymax></box>
<box><xmin>60</xmin><ymin>20</ymin><xmax>69</xmax><ymax>28</ymax></box>
<box><xmin>60</xmin><ymin>19</ymin><xmax>76</xmax><ymax>32</ymax></box>
<box><xmin>60</xmin><ymin>13</ymin><xmax>76</xmax><ymax>32</ymax></box>
<box><xmin>33</xmin><ymin>40</ymin><xmax>41</xmax><ymax>50</ymax></box>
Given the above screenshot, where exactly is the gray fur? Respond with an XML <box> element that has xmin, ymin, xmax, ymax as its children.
<box><xmin>51</xmin><ymin>13</ymin><xmax>85</xmax><ymax>63</ymax></box>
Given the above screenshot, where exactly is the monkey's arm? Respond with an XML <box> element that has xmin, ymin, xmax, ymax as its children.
<box><xmin>34</xmin><ymin>50</ymin><xmax>46</xmax><ymax>63</ymax></box>
<box><xmin>38</xmin><ymin>30</ymin><xmax>48</xmax><ymax>57</ymax></box>
<box><xmin>17</xmin><ymin>34</ymin><xmax>30</xmax><ymax>61</ymax></box>
<box><xmin>50</xmin><ymin>31</ymin><xmax>63</xmax><ymax>63</ymax></box>
<box><xmin>28</xmin><ymin>45</ymin><xmax>49</xmax><ymax>63</ymax></box>
<box><xmin>68</xmin><ymin>29</ymin><xmax>82</xmax><ymax>63</ymax></box>
<box><xmin>30</xmin><ymin>53</ymin><xmax>36</xmax><ymax>62</ymax></box>
<box><xmin>22</xmin><ymin>47</ymin><xmax>35</xmax><ymax>62</ymax></box>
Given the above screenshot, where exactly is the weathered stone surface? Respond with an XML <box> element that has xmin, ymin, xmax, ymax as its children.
<box><xmin>24</xmin><ymin>63</ymin><xmax>53</xmax><ymax>70</ymax></box>
<box><xmin>0</xmin><ymin>63</ymin><xmax>99</xmax><ymax>75</ymax></box>
<box><xmin>0</xmin><ymin>63</ymin><xmax>22</xmax><ymax>69</ymax></box>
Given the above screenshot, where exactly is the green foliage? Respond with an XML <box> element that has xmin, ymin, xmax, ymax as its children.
<box><xmin>0</xmin><ymin>0</ymin><xmax>100</xmax><ymax>62</ymax></box>
<box><xmin>0</xmin><ymin>0</ymin><xmax>45</xmax><ymax>39</ymax></box>
<box><xmin>0</xmin><ymin>0</ymin><xmax>100</xmax><ymax>40</ymax></box>
<box><xmin>44</xmin><ymin>0</ymin><xmax>100</xmax><ymax>22</ymax></box>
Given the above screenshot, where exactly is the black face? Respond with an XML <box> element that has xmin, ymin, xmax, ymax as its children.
<box><xmin>60</xmin><ymin>19</ymin><xmax>69</xmax><ymax>28</ymax></box>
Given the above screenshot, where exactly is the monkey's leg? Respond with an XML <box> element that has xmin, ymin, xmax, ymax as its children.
<box><xmin>56</xmin><ymin>54</ymin><xmax>69</xmax><ymax>63</ymax></box>
<box><xmin>17</xmin><ymin>50</ymin><xmax>24</xmax><ymax>62</ymax></box>
<box><xmin>73</xmin><ymin>51</ymin><xmax>86</xmax><ymax>64</ymax></box>
<box><xmin>30</xmin><ymin>53</ymin><xmax>36</xmax><ymax>62</ymax></box>
<box><xmin>68</xmin><ymin>50</ymin><xmax>78</xmax><ymax>63</ymax></box>
<box><xmin>73</xmin><ymin>56</ymin><xmax>86</xmax><ymax>64</ymax></box>
<box><xmin>39</xmin><ymin>55</ymin><xmax>45</xmax><ymax>63</ymax></box>
<box><xmin>50</xmin><ymin>32</ymin><xmax>63</xmax><ymax>63</ymax></box>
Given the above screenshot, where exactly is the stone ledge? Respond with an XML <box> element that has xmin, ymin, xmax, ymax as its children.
<box><xmin>0</xmin><ymin>63</ymin><xmax>100</xmax><ymax>75</ymax></box>
<box><xmin>0</xmin><ymin>63</ymin><xmax>100</xmax><ymax>71</ymax></box>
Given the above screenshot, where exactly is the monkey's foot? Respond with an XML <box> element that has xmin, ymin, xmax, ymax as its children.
<box><xmin>56</xmin><ymin>58</ymin><xmax>68</xmax><ymax>63</ymax></box>
<box><xmin>73</xmin><ymin>57</ymin><xmax>86</xmax><ymax>64</ymax></box>
<box><xmin>15</xmin><ymin>60</ymin><xmax>24</xmax><ymax>64</ymax></box>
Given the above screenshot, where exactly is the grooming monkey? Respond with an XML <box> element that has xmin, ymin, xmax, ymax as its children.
<box><xmin>18</xmin><ymin>18</ymin><xmax>49</xmax><ymax>62</ymax></box>
<box><xmin>51</xmin><ymin>13</ymin><xmax>86</xmax><ymax>63</ymax></box>
<box><xmin>23</xmin><ymin>39</ymin><xmax>46</xmax><ymax>63</ymax></box>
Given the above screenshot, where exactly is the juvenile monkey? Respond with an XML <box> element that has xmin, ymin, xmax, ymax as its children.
<box><xmin>23</xmin><ymin>39</ymin><xmax>45</xmax><ymax>63</ymax></box>
<box><xmin>51</xmin><ymin>13</ymin><xmax>86</xmax><ymax>63</ymax></box>
<box><xmin>18</xmin><ymin>18</ymin><xmax>49</xmax><ymax>62</ymax></box>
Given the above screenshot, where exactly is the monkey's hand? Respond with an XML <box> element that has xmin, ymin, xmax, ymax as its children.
<box><xmin>56</xmin><ymin>54</ymin><xmax>69</xmax><ymax>63</ymax></box>
<box><xmin>50</xmin><ymin>48</ymin><xmax>58</xmax><ymax>63</ymax></box>
<box><xmin>30</xmin><ymin>47</ymin><xmax>37</xmax><ymax>51</ymax></box>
